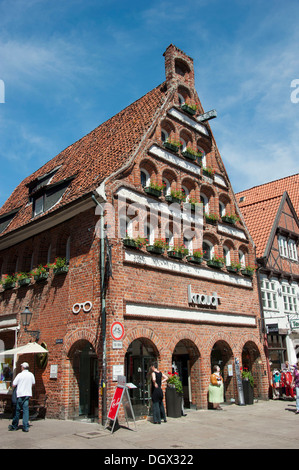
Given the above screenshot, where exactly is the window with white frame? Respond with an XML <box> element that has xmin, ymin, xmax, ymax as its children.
<box><xmin>282</xmin><ymin>283</ymin><xmax>298</xmax><ymax>313</ymax></box>
<box><xmin>161</xmin><ymin>129</ymin><xmax>168</xmax><ymax>142</ymax></box>
<box><xmin>140</xmin><ymin>169</ymin><xmax>150</xmax><ymax>188</ymax></box>
<box><xmin>278</xmin><ymin>235</ymin><xmax>298</xmax><ymax>261</ymax></box>
<box><xmin>200</xmin><ymin>194</ymin><xmax>209</xmax><ymax>215</ymax></box>
<box><xmin>223</xmin><ymin>246</ymin><xmax>231</xmax><ymax>266</ymax></box>
<box><xmin>162</xmin><ymin>178</ymin><xmax>171</xmax><ymax>196</ymax></box>
<box><xmin>238</xmin><ymin>250</ymin><xmax>246</xmax><ymax>267</ymax></box>
<box><xmin>203</xmin><ymin>240</ymin><xmax>214</xmax><ymax>261</ymax></box>
<box><xmin>219</xmin><ymin>201</ymin><xmax>226</xmax><ymax>218</ymax></box>
<box><xmin>261</xmin><ymin>278</ymin><xmax>278</xmax><ymax>310</ymax></box>
<box><xmin>145</xmin><ymin>223</ymin><xmax>155</xmax><ymax>245</ymax></box>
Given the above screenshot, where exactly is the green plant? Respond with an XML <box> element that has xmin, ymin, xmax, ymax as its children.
<box><xmin>170</xmin><ymin>189</ymin><xmax>186</xmax><ymax>202</ymax></box>
<box><xmin>242</xmin><ymin>265</ymin><xmax>256</xmax><ymax>273</ymax></box>
<box><xmin>167</xmin><ymin>372</ymin><xmax>183</xmax><ymax>394</ymax></box>
<box><xmin>148</xmin><ymin>179</ymin><xmax>164</xmax><ymax>191</ymax></box>
<box><xmin>0</xmin><ymin>274</ymin><xmax>17</xmax><ymax>286</ymax></box>
<box><xmin>241</xmin><ymin>368</ymin><xmax>254</xmax><ymax>387</ymax></box>
<box><xmin>192</xmin><ymin>249</ymin><xmax>204</xmax><ymax>258</ymax></box>
<box><xmin>202</xmin><ymin>166</ymin><xmax>215</xmax><ymax>177</ymax></box>
<box><xmin>16</xmin><ymin>272</ymin><xmax>31</xmax><ymax>280</ymax></box>
<box><xmin>30</xmin><ymin>265</ymin><xmax>48</xmax><ymax>276</ymax></box>
<box><xmin>205</xmin><ymin>212</ymin><xmax>219</xmax><ymax>221</ymax></box>
<box><xmin>169</xmin><ymin>244</ymin><xmax>189</xmax><ymax>255</ymax></box>
<box><xmin>49</xmin><ymin>257</ymin><xmax>67</xmax><ymax>269</ymax></box>
<box><xmin>230</xmin><ymin>262</ymin><xmax>242</xmax><ymax>270</ymax></box>
<box><xmin>152</xmin><ymin>238</ymin><xmax>168</xmax><ymax>249</ymax></box>
<box><xmin>165</xmin><ymin>138</ymin><xmax>183</xmax><ymax>148</ymax></box>
<box><xmin>211</xmin><ymin>255</ymin><xmax>225</xmax><ymax>264</ymax></box>
<box><xmin>222</xmin><ymin>213</ymin><xmax>240</xmax><ymax>223</ymax></box>
<box><xmin>184</xmin><ymin>146</ymin><xmax>203</xmax><ymax>157</ymax></box>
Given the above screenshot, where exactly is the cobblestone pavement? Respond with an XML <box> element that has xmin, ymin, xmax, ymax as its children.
<box><xmin>0</xmin><ymin>399</ymin><xmax>298</xmax><ymax>450</ymax></box>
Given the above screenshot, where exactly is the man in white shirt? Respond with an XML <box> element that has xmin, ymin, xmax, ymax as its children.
<box><xmin>8</xmin><ymin>362</ymin><xmax>35</xmax><ymax>432</ymax></box>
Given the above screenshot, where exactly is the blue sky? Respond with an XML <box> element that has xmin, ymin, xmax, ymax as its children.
<box><xmin>0</xmin><ymin>0</ymin><xmax>298</xmax><ymax>208</ymax></box>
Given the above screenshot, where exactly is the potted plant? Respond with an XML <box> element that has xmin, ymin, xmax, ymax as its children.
<box><xmin>50</xmin><ymin>257</ymin><xmax>69</xmax><ymax>275</ymax></box>
<box><xmin>163</xmin><ymin>138</ymin><xmax>183</xmax><ymax>153</ymax></box>
<box><xmin>167</xmin><ymin>244</ymin><xmax>188</xmax><ymax>260</ymax></box>
<box><xmin>181</xmin><ymin>99</ymin><xmax>199</xmax><ymax>116</ymax></box>
<box><xmin>205</xmin><ymin>213</ymin><xmax>219</xmax><ymax>225</ymax></box>
<box><xmin>186</xmin><ymin>248</ymin><xmax>204</xmax><ymax>264</ymax></box>
<box><xmin>181</xmin><ymin>146</ymin><xmax>202</xmax><ymax>161</ymax></box>
<box><xmin>146</xmin><ymin>238</ymin><xmax>168</xmax><ymax>255</ymax></box>
<box><xmin>0</xmin><ymin>274</ymin><xmax>17</xmax><ymax>290</ymax></box>
<box><xmin>221</xmin><ymin>213</ymin><xmax>239</xmax><ymax>225</ymax></box>
<box><xmin>241</xmin><ymin>368</ymin><xmax>254</xmax><ymax>405</ymax></box>
<box><xmin>202</xmin><ymin>166</ymin><xmax>215</xmax><ymax>178</ymax></box>
<box><xmin>31</xmin><ymin>265</ymin><xmax>49</xmax><ymax>282</ymax></box>
<box><xmin>207</xmin><ymin>255</ymin><xmax>225</xmax><ymax>269</ymax></box>
<box><xmin>16</xmin><ymin>272</ymin><xmax>31</xmax><ymax>287</ymax></box>
<box><xmin>144</xmin><ymin>179</ymin><xmax>164</xmax><ymax>198</ymax></box>
<box><xmin>241</xmin><ymin>265</ymin><xmax>255</xmax><ymax>277</ymax></box>
<box><xmin>166</xmin><ymin>372</ymin><xmax>183</xmax><ymax>418</ymax></box>
<box><xmin>226</xmin><ymin>262</ymin><xmax>241</xmax><ymax>273</ymax></box>
<box><xmin>165</xmin><ymin>189</ymin><xmax>186</xmax><ymax>204</ymax></box>
<box><xmin>123</xmin><ymin>234</ymin><xmax>147</xmax><ymax>249</ymax></box>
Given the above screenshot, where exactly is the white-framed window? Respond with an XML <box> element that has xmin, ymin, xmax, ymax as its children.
<box><xmin>198</xmin><ymin>147</ymin><xmax>206</xmax><ymax>167</ymax></box>
<box><xmin>203</xmin><ymin>240</ymin><xmax>214</xmax><ymax>261</ymax></box>
<box><xmin>181</xmin><ymin>185</ymin><xmax>189</xmax><ymax>202</ymax></box>
<box><xmin>200</xmin><ymin>194</ymin><xmax>209</xmax><ymax>215</ymax></box>
<box><xmin>161</xmin><ymin>128</ymin><xmax>168</xmax><ymax>142</ymax></box>
<box><xmin>223</xmin><ymin>246</ymin><xmax>231</xmax><ymax>266</ymax></box>
<box><xmin>34</xmin><ymin>195</ymin><xmax>44</xmax><ymax>216</ymax></box>
<box><xmin>180</xmin><ymin>138</ymin><xmax>187</xmax><ymax>152</ymax></box>
<box><xmin>178</xmin><ymin>93</ymin><xmax>185</xmax><ymax>106</ymax></box>
<box><xmin>145</xmin><ymin>223</ymin><xmax>155</xmax><ymax>245</ymax></box>
<box><xmin>140</xmin><ymin>169</ymin><xmax>150</xmax><ymax>188</ymax></box>
<box><xmin>288</xmin><ymin>239</ymin><xmax>298</xmax><ymax>261</ymax></box>
<box><xmin>238</xmin><ymin>250</ymin><xmax>246</xmax><ymax>267</ymax></box>
<box><xmin>219</xmin><ymin>201</ymin><xmax>226</xmax><ymax>218</ymax></box>
<box><xmin>162</xmin><ymin>178</ymin><xmax>171</xmax><ymax>196</ymax></box>
<box><xmin>165</xmin><ymin>229</ymin><xmax>174</xmax><ymax>248</ymax></box>
<box><xmin>278</xmin><ymin>236</ymin><xmax>298</xmax><ymax>261</ymax></box>
<box><xmin>282</xmin><ymin>283</ymin><xmax>298</xmax><ymax>313</ymax></box>
<box><xmin>261</xmin><ymin>279</ymin><xmax>278</xmax><ymax>310</ymax></box>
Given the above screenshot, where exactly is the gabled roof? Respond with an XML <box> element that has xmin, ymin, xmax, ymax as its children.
<box><xmin>0</xmin><ymin>82</ymin><xmax>168</xmax><ymax>238</ymax></box>
<box><xmin>236</xmin><ymin>174</ymin><xmax>299</xmax><ymax>258</ymax></box>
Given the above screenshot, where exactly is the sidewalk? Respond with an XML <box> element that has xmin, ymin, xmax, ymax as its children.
<box><xmin>0</xmin><ymin>399</ymin><xmax>298</xmax><ymax>450</ymax></box>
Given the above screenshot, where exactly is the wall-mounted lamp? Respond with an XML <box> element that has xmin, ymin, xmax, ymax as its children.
<box><xmin>20</xmin><ymin>306</ymin><xmax>40</xmax><ymax>341</ymax></box>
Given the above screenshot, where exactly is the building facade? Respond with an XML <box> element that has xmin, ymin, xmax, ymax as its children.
<box><xmin>0</xmin><ymin>45</ymin><xmax>269</xmax><ymax>421</ymax></box>
<box><xmin>237</xmin><ymin>177</ymin><xmax>299</xmax><ymax>372</ymax></box>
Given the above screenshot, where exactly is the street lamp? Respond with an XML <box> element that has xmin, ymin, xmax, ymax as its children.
<box><xmin>20</xmin><ymin>306</ymin><xmax>40</xmax><ymax>341</ymax></box>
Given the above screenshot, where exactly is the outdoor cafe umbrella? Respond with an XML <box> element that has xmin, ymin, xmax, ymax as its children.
<box><xmin>0</xmin><ymin>342</ymin><xmax>48</xmax><ymax>374</ymax></box>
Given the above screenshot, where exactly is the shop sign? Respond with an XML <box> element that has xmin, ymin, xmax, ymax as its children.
<box><xmin>267</xmin><ymin>323</ymin><xmax>279</xmax><ymax>334</ymax></box>
<box><xmin>188</xmin><ymin>285</ymin><xmax>220</xmax><ymax>308</ymax></box>
<box><xmin>290</xmin><ymin>320</ymin><xmax>299</xmax><ymax>330</ymax></box>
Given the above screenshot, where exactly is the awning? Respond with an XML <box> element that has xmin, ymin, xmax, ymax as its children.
<box><xmin>0</xmin><ymin>342</ymin><xmax>48</xmax><ymax>357</ymax></box>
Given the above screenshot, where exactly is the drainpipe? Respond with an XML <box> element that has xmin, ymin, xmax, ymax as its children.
<box><xmin>256</xmin><ymin>265</ymin><xmax>272</xmax><ymax>398</ymax></box>
<box><xmin>92</xmin><ymin>194</ymin><xmax>107</xmax><ymax>425</ymax></box>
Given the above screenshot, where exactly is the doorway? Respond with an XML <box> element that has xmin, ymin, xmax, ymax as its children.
<box><xmin>125</xmin><ymin>338</ymin><xmax>158</xmax><ymax>418</ymax></box>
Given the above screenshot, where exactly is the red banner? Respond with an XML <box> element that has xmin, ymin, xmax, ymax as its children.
<box><xmin>107</xmin><ymin>386</ymin><xmax>124</xmax><ymax>421</ymax></box>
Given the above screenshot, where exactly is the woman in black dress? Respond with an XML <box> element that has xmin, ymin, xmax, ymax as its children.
<box><xmin>150</xmin><ymin>362</ymin><xmax>168</xmax><ymax>424</ymax></box>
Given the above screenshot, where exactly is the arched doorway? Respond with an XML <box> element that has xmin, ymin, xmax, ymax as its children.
<box><xmin>172</xmin><ymin>340</ymin><xmax>200</xmax><ymax>410</ymax></box>
<box><xmin>69</xmin><ymin>340</ymin><xmax>99</xmax><ymax>421</ymax></box>
<box><xmin>125</xmin><ymin>338</ymin><xmax>158</xmax><ymax>418</ymax></box>
<box><xmin>210</xmin><ymin>340</ymin><xmax>234</xmax><ymax>404</ymax></box>
<box><xmin>242</xmin><ymin>341</ymin><xmax>263</xmax><ymax>399</ymax></box>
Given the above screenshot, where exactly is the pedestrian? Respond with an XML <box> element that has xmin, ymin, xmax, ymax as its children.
<box><xmin>291</xmin><ymin>362</ymin><xmax>299</xmax><ymax>414</ymax></box>
<box><xmin>272</xmin><ymin>369</ymin><xmax>281</xmax><ymax>399</ymax></box>
<box><xmin>208</xmin><ymin>365</ymin><xmax>224</xmax><ymax>410</ymax></box>
<box><xmin>149</xmin><ymin>362</ymin><xmax>168</xmax><ymax>424</ymax></box>
<box><xmin>8</xmin><ymin>362</ymin><xmax>35</xmax><ymax>432</ymax></box>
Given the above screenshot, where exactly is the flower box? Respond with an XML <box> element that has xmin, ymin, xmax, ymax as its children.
<box><xmin>226</xmin><ymin>265</ymin><xmax>239</xmax><ymax>273</ymax></box>
<box><xmin>181</xmin><ymin>150</ymin><xmax>197</xmax><ymax>161</ymax></box>
<box><xmin>165</xmin><ymin>195</ymin><xmax>182</xmax><ymax>204</ymax></box>
<box><xmin>123</xmin><ymin>238</ymin><xmax>139</xmax><ymax>249</ymax></box>
<box><xmin>221</xmin><ymin>215</ymin><xmax>237</xmax><ymax>225</ymax></box>
<box><xmin>146</xmin><ymin>245</ymin><xmax>164</xmax><ymax>255</ymax></box>
<box><xmin>2</xmin><ymin>282</ymin><xmax>16</xmax><ymax>290</ymax></box>
<box><xmin>144</xmin><ymin>186</ymin><xmax>162</xmax><ymax>198</ymax></box>
<box><xmin>163</xmin><ymin>142</ymin><xmax>179</xmax><ymax>153</ymax></box>
<box><xmin>202</xmin><ymin>168</ymin><xmax>214</xmax><ymax>179</ymax></box>
<box><xmin>167</xmin><ymin>250</ymin><xmax>184</xmax><ymax>260</ymax></box>
<box><xmin>186</xmin><ymin>255</ymin><xmax>203</xmax><ymax>264</ymax></box>
<box><xmin>34</xmin><ymin>272</ymin><xmax>49</xmax><ymax>282</ymax></box>
<box><xmin>241</xmin><ymin>268</ymin><xmax>254</xmax><ymax>277</ymax></box>
<box><xmin>205</xmin><ymin>215</ymin><xmax>218</xmax><ymax>225</ymax></box>
<box><xmin>207</xmin><ymin>260</ymin><xmax>224</xmax><ymax>269</ymax></box>
<box><xmin>181</xmin><ymin>104</ymin><xmax>196</xmax><ymax>115</ymax></box>
<box><xmin>18</xmin><ymin>278</ymin><xmax>31</xmax><ymax>287</ymax></box>
<box><xmin>53</xmin><ymin>266</ymin><xmax>69</xmax><ymax>275</ymax></box>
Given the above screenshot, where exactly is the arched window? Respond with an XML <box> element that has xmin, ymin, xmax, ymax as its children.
<box><xmin>145</xmin><ymin>223</ymin><xmax>155</xmax><ymax>245</ymax></box>
<box><xmin>165</xmin><ymin>229</ymin><xmax>174</xmax><ymax>248</ymax></box>
<box><xmin>161</xmin><ymin>128</ymin><xmax>168</xmax><ymax>143</ymax></box>
<box><xmin>140</xmin><ymin>169</ymin><xmax>150</xmax><ymax>188</ymax></box>
<box><xmin>200</xmin><ymin>194</ymin><xmax>209</xmax><ymax>214</ymax></box>
<box><xmin>219</xmin><ymin>201</ymin><xmax>226</xmax><ymax>218</ymax></box>
<box><xmin>223</xmin><ymin>246</ymin><xmax>231</xmax><ymax>266</ymax></box>
<box><xmin>238</xmin><ymin>250</ymin><xmax>246</xmax><ymax>267</ymax></box>
<box><xmin>162</xmin><ymin>177</ymin><xmax>171</xmax><ymax>196</ymax></box>
<box><xmin>203</xmin><ymin>241</ymin><xmax>214</xmax><ymax>261</ymax></box>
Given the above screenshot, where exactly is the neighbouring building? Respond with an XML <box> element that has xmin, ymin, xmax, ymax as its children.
<box><xmin>236</xmin><ymin>175</ymin><xmax>299</xmax><ymax>372</ymax></box>
<box><xmin>0</xmin><ymin>45</ymin><xmax>269</xmax><ymax>422</ymax></box>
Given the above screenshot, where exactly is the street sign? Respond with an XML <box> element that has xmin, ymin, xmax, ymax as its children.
<box><xmin>111</xmin><ymin>321</ymin><xmax>125</xmax><ymax>341</ymax></box>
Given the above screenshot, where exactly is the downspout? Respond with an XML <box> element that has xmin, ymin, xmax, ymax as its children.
<box><xmin>91</xmin><ymin>194</ymin><xmax>107</xmax><ymax>425</ymax></box>
<box><xmin>256</xmin><ymin>264</ymin><xmax>272</xmax><ymax>398</ymax></box>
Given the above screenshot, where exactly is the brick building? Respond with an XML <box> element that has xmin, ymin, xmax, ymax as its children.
<box><xmin>0</xmin><ymin>45</ymin><xmax>268</xmax><ymax>421</ymax></box>
<box><xmin>236</xmin><ymin>175</ymin><xmax>299</xmax><ymax>371</ymax></box>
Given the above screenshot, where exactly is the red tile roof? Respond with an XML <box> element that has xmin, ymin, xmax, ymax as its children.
<box><xmin>236</xmin><ymin>174</ymin><xmax>299</xmax><ymax>258</ymax></box>
<box><xmin>0</xmin><ymin>82</ymin><xmax>168</xmax><ymax>237</ymax></box>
